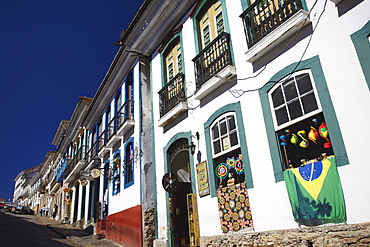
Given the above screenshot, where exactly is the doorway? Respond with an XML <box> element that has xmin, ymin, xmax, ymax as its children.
<box><xmin>168</xmin><ymin>139</ymin><xmax>192</xmax><ymax>247</ymax></box>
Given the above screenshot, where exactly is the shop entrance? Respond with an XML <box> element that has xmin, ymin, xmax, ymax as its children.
<box><xmin>166</xmin><ymin>138</ymin><xmax>192</xmax><ymax>247</ymax></box>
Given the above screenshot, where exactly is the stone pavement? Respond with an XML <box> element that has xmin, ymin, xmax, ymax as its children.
<box><xmin>36</xmin><ymin>215</ymin><xmax>122</xmax><ymax>247</ymax></box>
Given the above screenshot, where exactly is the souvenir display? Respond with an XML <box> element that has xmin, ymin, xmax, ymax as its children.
<box><xmin>319</xmin><ymin>122</ymin><xmax>332</xmax><ymax>148</ymax></box>
<box><xmin>308</xmin><ymin>126</ymin><xmax>319</xmax><ymax>144</ymax></box>
<box><xmin>217</xmin><ymin>183</ymin><xmax>253</xmax><ymax>233</ymax></box>
<box><xmin>216</xmin><ymin>163</ymin><xmax>229</xmax><ymax>179</ymax></box>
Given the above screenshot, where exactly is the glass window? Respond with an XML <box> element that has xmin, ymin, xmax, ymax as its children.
<box><xmin>269</xmin><ymin>72</ymin><xmax>334</xmax><ymax>169</ymax></box>
<box><xmin>164</xmin><ymin>40</ymin><xmax>182</xmax><ymax>83</ymax></box>
<box><xmin>112</xmin><ymin>152</ymin><xmax>121</xmax><ymax>196</ymax></box>
<box><xmin>211</xmin><ymin>113</ymin><xmax>239</xmax><ymax>156</ymax></box>
<box><xmin>124</xmin><ymin>141</ymin><xmax>134</xmax><ymax>187</ymax></box>
<box><xmin>198</xmin><ymin>0</ymin><xmax>224</xmax><ymax>50</ymax></box>
<box><xmin>271</xmin><ymin>73</ymin><xmax>319</xmax><ymax>128</ymax></box>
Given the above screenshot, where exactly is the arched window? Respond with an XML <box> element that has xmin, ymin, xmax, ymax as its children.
<box><xmin>163</xmin><ymin>38</ymin><xmax>182</xmax><ymax>83</ymax></box>
<box><xmin>198</xmin><ymin>0</ymin><xmax>224</xmax><ymax>49</ymax></box>
<box><xmin>268</xmin><ymin>70</ymin><xmax>334</xmax><ymax>169</ymax></box>
<box><xmin>211</xmin><ymin>112</ymin><xmax>244</xmax><ymax>188</ymax></box>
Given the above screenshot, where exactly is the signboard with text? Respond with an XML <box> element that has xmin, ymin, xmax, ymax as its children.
<box><xmin>196</xmin><ymin>161</ymin><xmax>210</xmax><ymax>197</ymax></box>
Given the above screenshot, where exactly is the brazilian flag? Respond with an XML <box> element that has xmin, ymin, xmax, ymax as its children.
<box><xmin>284</xmin><ymin>156</ymin><xmax>346</xmax><ymax>226</ymax></box>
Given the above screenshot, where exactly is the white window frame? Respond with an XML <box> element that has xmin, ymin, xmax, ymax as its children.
<box><xmin>210</xmin><ymin>112</ymin><xmax>240</xmax><ymax>159</ymax></box>
<box><xmin>268</xmin><ymin>70</ymin><xmax>323</xmax><ymax>131</ymax></box>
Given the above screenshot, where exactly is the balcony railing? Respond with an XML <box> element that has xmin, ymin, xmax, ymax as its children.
<box><xmin>192</xmin><ymin>32</ymin><xmax>233</xmax><ymax>90</ymax></box>
<box><xmin>106</xmin><ymin>100</ymin><xmax>134</xmax><ymax>142</ymax></box>
<box><xmin>97</xmin><ymin>130</ymin><xmax>107</xmax><ymax>151</ymax></box>
<box><xmin>64</xmin><ymin>146</ymin><xmax>87</xmax><ymax>177</ymax></box>
<box><xmin>106</xmin><ymin>117</ymin><xmax>118</xmax><ymax>141</ymax></box>
<box><xmin>240</xmin><ymin>0</ymin><xmax>303</xmax><ymax>48</ymax></box>
<box><xmin>117</xmin><ymin>100</ymin><xmax>134</xmax><ymax>130</ymax></box>
<box><xmin>158</xmin><ymin>73</ymin><xmax>186</xmax><ymax>117</ymax></box>
<box><xmin>86</xmin><ymin>141</ymin><xmax>99</xmax><ymax>164</ymax></box>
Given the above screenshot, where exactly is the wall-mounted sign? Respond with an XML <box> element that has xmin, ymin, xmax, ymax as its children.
<box><xmin>91</xmin><ymin>169</ymin><xmax>101</xmax><ymax>178</ymax></box>
<box><xmin>196</xmin><ymin>161</ymin><xmax>210</xmax><ymax>197</ymax></box>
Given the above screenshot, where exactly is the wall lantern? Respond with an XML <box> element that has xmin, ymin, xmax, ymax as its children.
<box><xmin>188</xmin><ymin>131</ymin><xmax>199</xmax><ymax>155</ymax></box>
<box><xmin>188</xmin><ymin>142</ymin><xmax>196</xmax><ymax>155</ymax></box>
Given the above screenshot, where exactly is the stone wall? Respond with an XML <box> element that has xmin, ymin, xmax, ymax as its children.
<box><xmin>201</xmin><ymin>223</ymin><xmax>370</xmax><ymax>247</ymax></box>
<box><xmin>144</xmin><ymin>207</ymin><xmax>155</xmax><ymax>247</ymax></box>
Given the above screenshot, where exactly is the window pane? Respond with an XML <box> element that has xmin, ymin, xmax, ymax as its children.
<box><xmin>283</xmin><ymin>80</ymin><xmax>298</xmax><ymax>101</ymax></box>
<box><xmin>213</xmin><ymin>140</ymin><xmax>221</xmax><ymax>154</ymax></box>
<box><xmin>228</xmin><ymin>115</ymin><xmax>236</xmax><ymax>130</ymax></box>
<box><xmin>301</xmin><ymin>93</ymin><xmax>318</xmax><ymax>114</ymax></box>
<box><xmin>220</xmin><ymin>120</ymin><xmax>227</xmax><ymax>136</ymax></box>
<box><xmin>212</xmin><ymin>124</ymin><xmax>219</xmax><ymax>139</ymax></box>
<box><xmin>296</xmin><ymin>73</ymin><xmax>312</xmax><ymax>95</ymax></box>
<box><xmin>177</xmin><ymin>54</ymin><xmax>182</xmax><ymax>73</ymax></box>
<box><xmin>230</xmin><ymin>131</ymin><xmax>238</xmax><ymax>146</ymax></box>
<box><xmin>275</xmin><ymin>107</ymin><xmax>289</xmax><ymax>125</ymax></box>
<box><xmin>288</xmin><ymin>100</ymin><xmax>303</xmax><ymax>120</ymax></box>
<box><xmin>216</xmin><ymin>12</ymin><xmax>224</xmax><ymax>35</ymax></box>
<box><xmin>203</xmin><ymin>25</ymin><xmax>210</xmax><ymax>47</ymax></box>
<box><xmin>168</xmin><ymin>63</ymin><xmax>174</xmax><ymax>81</ymax></box>
<box><xmin>272</xmin><ymin>87</ymin><xmax>284</xmax><ymax>108</ymax></box>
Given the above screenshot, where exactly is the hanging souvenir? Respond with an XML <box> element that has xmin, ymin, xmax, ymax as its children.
<box><xmin>297</xmin><ymin>130</ymin><xmax>309</xmax><ymax>148</ymax></box>
<box><xmin>216</xmin><ymin>163</ymin><xmax>229</xmax><ymax>179</ymax></box>
<box><xmin>319</xmin><ymin>122</ymin><xmax>332</xmax><ymax>148</ymax></box>
<box><xmin>279</xmin><ymin>135</ymin><xmax>287</xmax><ymax>146</ymax></box>
<box><xmin>226</xmin><ymin>157</ymin><xmax>236</xmax><ymax>170</ymax></box>
<box><xmin>234</xmin><ymin>159</ymin><xmax>244</xmax><ymax>175</ymax></box>
<box><xmin>308</xmin><ymin>126</ymin><xmax>319</xmax><ymax>144</ymax></box>
<box><xmin>290</xmin><ymin>133</ymin><xmax>299</xmax><ymax>145</ymax></box>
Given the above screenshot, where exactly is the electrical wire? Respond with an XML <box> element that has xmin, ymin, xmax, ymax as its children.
<box><xmin>228</xmin><ymin>0</ymin><xmax>326</xmax><ymax>99</ymax></box>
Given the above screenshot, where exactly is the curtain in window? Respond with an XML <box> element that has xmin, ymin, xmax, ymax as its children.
<box><xmin>283</xmin><ymin>156</ymin><xmax>346</xmax><ymax>226</ymax></box>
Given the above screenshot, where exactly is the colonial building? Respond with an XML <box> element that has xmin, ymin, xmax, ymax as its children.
<box><xmin>135</xmin><ymin>0</ymin><xmax>369</xmax><ymax>246</ymax></box>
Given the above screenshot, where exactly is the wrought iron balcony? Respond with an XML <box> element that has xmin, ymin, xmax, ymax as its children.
<box><xmin>240</xmin><ymin>0</ymin><xmax>304</xmax><ymax>48</ymax></box>
<box><xmin>192</xmin><ymin>32</ymin><xmax>233</xmax><ymax>90</ymax></box>
<box><xmin>86</xmin><ymin>141</ymin><xmax>99</xmax><ymax>164</ymax></box>
<box><xmin>158</xmin><ymin>73</ymin><xmax>186</xmax><ymax>117</ymax></box>
<box><xmin>64</xmin><ymin>146</ymin><xmax>87</xmax><ymax>177</ymax></box>
<box><xmin>116</xmin><ymin>100</ymin><xmax>134</xmax><ymax>130</ymax></box>
<box><xmin>97</xmin><ymin>130</ymin><xmax>107</xmax><ymax>152</ymax></box>
<box><xmin>106</xmin><ymin>117</ymin><xmax>118</xmax><ymax>141</ymax></box>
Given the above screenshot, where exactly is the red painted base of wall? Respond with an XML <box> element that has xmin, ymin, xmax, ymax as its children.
<box><xmin>97</xmin><ymin>205</ymin><xmax>143</xmax><ymax>247</ymax></box>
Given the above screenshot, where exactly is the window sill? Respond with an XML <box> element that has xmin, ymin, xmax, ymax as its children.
<box><xmin>245</xmin><ymin>9</ymin><xmax>310</xmax><ymax>63</ymax></box>
<box><xmin>158</xmin><ymin>102</ymin><xmax>188</xmax><ymax>127</ymax></box>
<box><xmin>194</xmin><ymin>65</ymin><xmax>236</xmax><ymax>100</ymax></box>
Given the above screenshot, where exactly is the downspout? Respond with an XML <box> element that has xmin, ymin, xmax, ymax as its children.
<box><xmin>139</xmin><ymin>59</ymin><xmax>143</xmax><ymax>207</ymax></box>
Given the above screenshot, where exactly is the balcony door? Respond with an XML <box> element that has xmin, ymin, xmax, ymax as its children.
<box><xmin>164</xmin><ymin>40</ymin><xmax>182</xmax><ymax>83</ymax></box>
<box><xmin>198</xmin><ymin>0</ymin><xmax>224</xmax><ymax>49</ymax></box>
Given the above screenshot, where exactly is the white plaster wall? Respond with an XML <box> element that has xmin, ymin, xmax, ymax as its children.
<box><xmin>107</xmin><ymin>62</ymin><xmax>142</xmax><ymax>216</ymax></box>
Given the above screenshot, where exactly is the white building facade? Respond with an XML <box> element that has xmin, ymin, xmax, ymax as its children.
<box><xmin>143</xmin><ymin>0</ymin><xmax>370</xmax><ymax>246</ymax></box>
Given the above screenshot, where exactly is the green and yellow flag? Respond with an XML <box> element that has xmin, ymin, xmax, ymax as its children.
<box><xmin>283</xmin><ymin>156</ymin><xmax>346</xmax><ymax>226</ymax></box>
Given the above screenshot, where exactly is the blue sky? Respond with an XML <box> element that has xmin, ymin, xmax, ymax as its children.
<box><xmin>0</xmin><ymin>0</ymin><xmax>143</xmax><ymax>201</ymax></box>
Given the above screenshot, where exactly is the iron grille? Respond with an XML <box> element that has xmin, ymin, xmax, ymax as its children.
<box><xmin>192</xmin><ymin>32</ymin><xmax>233</xmax><ymax>90</ymax></box>
<box><xmin>240</xmin><ymin>0</ymin><xmax>303</xmax><ymax>48</ymax></box>
<box><xmin>158</xmin><ymin>73</ymin><xmax>186</xmax><ymax>117</ymax></box>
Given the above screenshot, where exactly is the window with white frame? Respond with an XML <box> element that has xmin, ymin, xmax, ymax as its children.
<box><xmin>211</xmin><ymin>113</ymin><xmax>244</xmax><ymax>188</ymax></box>
<box><xmin>269</xmin><ymin>71</ymin><xmax>334</xmax><ymax>169</ymax></box>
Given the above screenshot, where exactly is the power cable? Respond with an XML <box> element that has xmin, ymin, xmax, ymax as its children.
<box><xmin>228</xmin><ymin>0</ymin><xmax>326</xmax><ymax>98</ymax></box>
